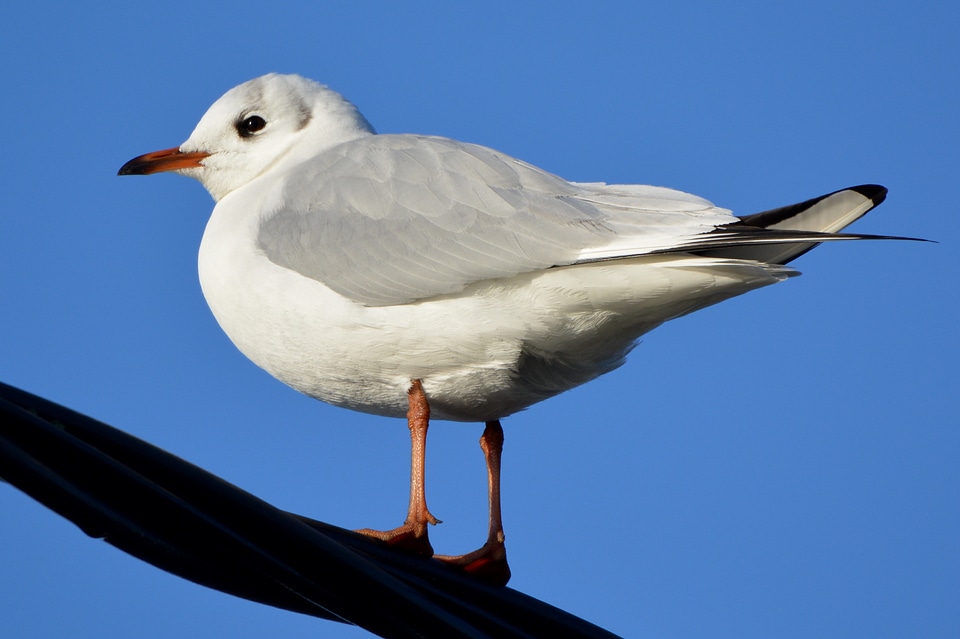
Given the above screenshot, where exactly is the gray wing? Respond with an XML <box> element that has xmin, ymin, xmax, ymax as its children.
<box><xmin>256</xmin><ymin>134</ymin><xmax>735</xmax><ymax>306</ymax></box>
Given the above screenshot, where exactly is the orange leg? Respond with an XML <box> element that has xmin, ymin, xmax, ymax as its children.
<box><xmin>356</xmin><ymin>379</ymin><xmax>439</xmax><ymax>556</ymax></box>
<box><xmin>434</xmin><ymin>419</ymin><xmax>511</xmax><ymax>586</ymax></box>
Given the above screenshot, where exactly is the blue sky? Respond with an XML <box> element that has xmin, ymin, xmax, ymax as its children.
<box><xmin>2</xmin><ymin>2</ymin><xmax>957</xmax><ymax>637</ymax></box>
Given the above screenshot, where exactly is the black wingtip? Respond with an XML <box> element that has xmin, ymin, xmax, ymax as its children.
<box><xmin>737</xmin><ymin>184</ymin><xmax>889</xmax><ymax>231</ymax></box>
<box><xmin>849</xmin><ymin>184</ymin><xmax>887</xmax><ymax>207</ymax></box>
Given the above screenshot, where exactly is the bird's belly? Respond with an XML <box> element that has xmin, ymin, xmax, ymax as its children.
<box><xmin>198</xmin><ymin>266</ymin><xmax>550</xmax><ymax>421</ymax></box>
<box><xmin>198</xmin><ymin>262</ymin><xmax>624</xmax><ymax>420</ymax></box>
<box><xmin>199</xmin><ymin>231</ymin><xmax>555</xmax><ymax>421</ymax></box>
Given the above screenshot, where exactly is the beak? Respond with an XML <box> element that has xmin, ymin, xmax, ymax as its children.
<box><xmin>117</xmin><ymin>147</ymin><xmax>210</xmax><ymax>176</ymax></box>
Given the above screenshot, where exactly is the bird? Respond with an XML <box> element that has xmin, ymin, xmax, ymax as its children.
<box><xmin>119</xmin><ymin>73</ymin><xmax>900</xmax><ymax>586</ymax></box>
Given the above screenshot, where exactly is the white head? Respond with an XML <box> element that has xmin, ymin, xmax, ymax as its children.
<box><xmin>118</xmin><ymin>74</ymin><xmax>375</xmax><ymax>201</ymax></box>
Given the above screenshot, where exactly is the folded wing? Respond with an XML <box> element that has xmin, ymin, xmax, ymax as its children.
<box><xmin>257</xmin><ymin>135</ymin><xmax>891</xmax><ymax>306</ymax></box>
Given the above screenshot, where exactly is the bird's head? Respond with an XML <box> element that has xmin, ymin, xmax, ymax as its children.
<box><xmin>118</xmin><ymin>73</ymin><xmax>374</xmax><ymax>201</ymax></box>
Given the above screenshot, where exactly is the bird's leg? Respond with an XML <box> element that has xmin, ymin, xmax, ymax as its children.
<box><xmin>402</xmin><ymin>379</ymin><xmax>441</xmax><ymax>535</ymax></box>
<box><xmin>356</xmin><ymin>379</ymin><xmax>439</xmax><ymax>556</ymax></box>
<box><xmin>434</xmin><ymin>419</ymin><xmax>511</xmax><ymax>586</ymax></box>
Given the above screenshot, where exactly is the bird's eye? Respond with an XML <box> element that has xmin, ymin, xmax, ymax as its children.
<box><xmin>236</xmin><ymin>115</ymin><xmax>267</xmax><ymax>138</ymax></box>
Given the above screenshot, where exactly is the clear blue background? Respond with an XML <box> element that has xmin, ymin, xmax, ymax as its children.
<box><xmin>2</xmin><ymin>2</ymin><xmax>957</xmax><ymax>637</ymax></box>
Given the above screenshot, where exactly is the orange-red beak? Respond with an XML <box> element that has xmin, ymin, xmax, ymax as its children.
<box><xmin>117</xmin><ymin>147</ymin><xmax>210</xmax><ymax>176</ymax></box>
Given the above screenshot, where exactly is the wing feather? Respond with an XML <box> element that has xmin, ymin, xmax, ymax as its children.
<box><xmin>258</xmin><ymin>135</ymin><xmax>628</xmax><ymax>305</ymax></box>
<box><xmin>256</xmin><ymin>135</ymin><xmax>891</xmax><ymax>307</ymax></box>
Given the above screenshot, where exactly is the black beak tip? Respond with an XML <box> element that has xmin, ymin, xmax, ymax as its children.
<box><xmin>117</xmin><ymin>159</ymin><xmax>144</xmax><ymax>176</ymax></box>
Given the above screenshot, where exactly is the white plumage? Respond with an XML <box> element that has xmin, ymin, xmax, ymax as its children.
<box><xmin>127</xmin><ymin>74</ymin><xmax>877</xmax><ymax>421</ymax></box>
<box><xmin>118</xmin><ymin>73</ymin><xmax>895</xmax><ymax>578</ymax></box>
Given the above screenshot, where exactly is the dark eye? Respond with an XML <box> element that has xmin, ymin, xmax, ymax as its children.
<box><xmin>236</xmin><ymin>115</ymin><xmax>267</xmax><ymax>138</ymax></box>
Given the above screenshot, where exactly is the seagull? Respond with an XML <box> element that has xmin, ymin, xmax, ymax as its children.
<box><xmin>119</xmin><ymin>73</ymin><xmax>899</xmax><ymax>586</ymax></box>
